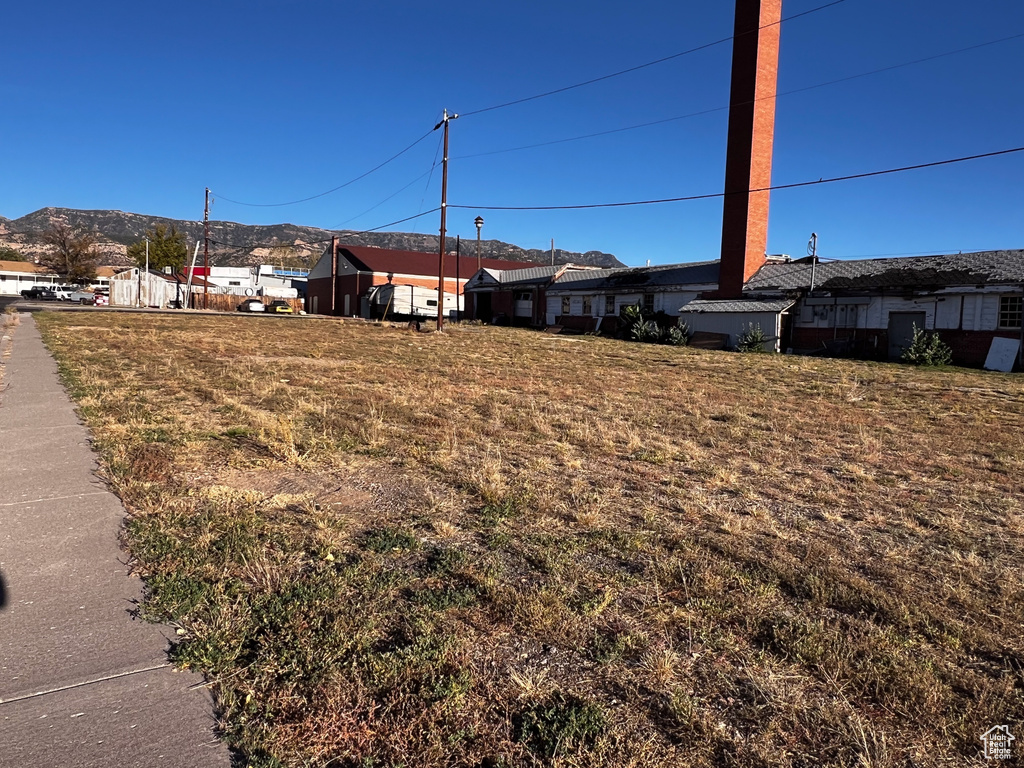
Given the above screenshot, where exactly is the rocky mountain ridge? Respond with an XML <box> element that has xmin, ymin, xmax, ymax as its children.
<box><xmin>0</xmin><ymin>208</ymin><xmax>624</xmax><ymax>269</ymax></box>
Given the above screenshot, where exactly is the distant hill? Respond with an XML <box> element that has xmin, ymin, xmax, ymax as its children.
<box><xmin>0</xmin><ymin>208</ymin><xmax>624</xmax><ymax>269</ymax></box>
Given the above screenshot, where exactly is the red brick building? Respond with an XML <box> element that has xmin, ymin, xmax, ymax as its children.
<box><xmin>305</xmin><ymin>244</ymin><xmax>538</xmax><ymax>317</ymax></box>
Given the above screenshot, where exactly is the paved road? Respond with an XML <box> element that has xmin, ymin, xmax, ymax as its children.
<box><xmin>0</xmin><ymin>296</ymin><xmax>23</xmax><ymax>313</ymax></box>
<box><xmin>0</xmin><ymin>314</ymin><xmax>230</xmax><ymax>768</ymax></box>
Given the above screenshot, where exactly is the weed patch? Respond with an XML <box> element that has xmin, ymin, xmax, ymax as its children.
<box><xmin>33</xmin><ymin>313</ymin><xmax>1024</xmax><ymax>767</ymax></box>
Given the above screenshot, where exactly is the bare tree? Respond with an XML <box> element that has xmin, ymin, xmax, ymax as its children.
<box><xmin>39</xmin><ymin>222</ymin><xmax>99</xmax><ymax>283</ymax></box>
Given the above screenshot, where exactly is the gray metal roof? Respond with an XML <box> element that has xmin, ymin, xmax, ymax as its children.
<box><xmin>471</xmin><ymin>264</ymin><xmax>605</xmax><ymax>288</ymax></box>
<box><xmin>549</xmin><ymin>261</ymin><xmax>719</xmax><ymax>292</ymax></box>
<box><xmin>493</xmin><ymin>265</ymin><xmax>566</xmax><ymax>284</ymax></box>
<box><xmin>679</xmin><ymin>297</ymin><xmax>796</xmax><ymax>314</ymax></box>
<box><xmin>746</xmin><ymin>250</ymin><xmax>1024</xmax><ymax>292</ymax></box>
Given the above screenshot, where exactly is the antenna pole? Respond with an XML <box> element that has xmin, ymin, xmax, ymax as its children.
<box><xmin>808</xmin><ymin>232</ymin><xmax>817</xmax><ymax>292</ymax></box>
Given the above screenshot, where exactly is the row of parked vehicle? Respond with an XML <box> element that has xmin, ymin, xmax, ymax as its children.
<box><xmin>236</xmin><ymin>299</ymin><xmax>294</xmax><ymax>314</ymax></box>
<box><xmin>20</xmin><ymin>285</ymin><xmax>109</xmax><ymax>305</ymax></box>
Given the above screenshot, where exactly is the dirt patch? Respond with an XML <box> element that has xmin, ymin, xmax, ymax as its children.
<box><xmin>197</xmin><ymin>463</ymin><xmax>452</xmax><ymax>522</ymax></box>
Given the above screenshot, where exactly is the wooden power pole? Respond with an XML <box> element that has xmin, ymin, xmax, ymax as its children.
<box><xmin>435</xmin><ymin>109</ymin><xmax>458</xmax><ymax>331</ymax></box>
<box><xmin>203</xmin><ymin>188</ymin><xmax>210</xmax><ymax>310</ymax></box>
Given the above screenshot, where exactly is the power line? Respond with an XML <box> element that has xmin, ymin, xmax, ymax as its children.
<box><xmin>411</xmin><ymin>130</ymin><xmax>446</xmax><ymax>235</ymax></box>
<box><xmin>208</xmin><ymin>237</ymin><xmax>335</xmax><ymax>250</ymax></box>
<box><xmin>455</xmin><ymin>30</ymin><xmax>1024</xmax><ymax>160</ymax></box>
<box><xmin>211</xmin><ymin>128</ymin><xmax>435</xmax><ymax>208</ymax></box>
<box><xmin>331</xmin><ymin>167</ymin><xmax>436</xmax><ymax>229</ymax></box>
<box><xmin>205</xmin><ymin>207</ymin><xmax>442</xmax><ymax>251</ymax></box>
<box><xmin>826</xmin><ymin>247</ymin><xmax>1007</xmax><ymax>260</ymax></box>
<box><xmin>459</xmin><ymin>0</ymin><xmax>848</xmax><ymax>118</ymax></box>
<box><xmin>351</xmin><ymin>208</ymin><xmax>441</xmax><ymax>234</ymax></box>
<box><xmin>450</xmin><ymin>145</ymin><xmax>1024</xmax><ymax>211</ymax></box>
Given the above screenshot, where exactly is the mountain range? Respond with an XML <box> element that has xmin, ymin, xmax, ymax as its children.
<box><xmin>0</xmin><ymin>208</ymin><xmax>624</xmax><ymax>269</ymax></box>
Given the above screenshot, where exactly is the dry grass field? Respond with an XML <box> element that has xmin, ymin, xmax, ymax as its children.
<box><xmin>35</xmin><ymin>312</ymin><xmax>1024</xmax><ymax>768</ymax></box>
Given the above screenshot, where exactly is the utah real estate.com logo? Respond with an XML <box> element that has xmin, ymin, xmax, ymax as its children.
<box><xmin>981</xmin><ymin>725</ymin><xmax>1014</xmax><ymax>760</ymax></box>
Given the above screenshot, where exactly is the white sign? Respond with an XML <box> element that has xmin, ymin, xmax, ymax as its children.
<box><xmin>983</xmin><ymin>337</ymin><xmax>1020</xmax><ymax>373</ymax></box>
<box><xmin>981</xmin><ymin>725</ymin><xmax>1015</xmax><ymax>760</ymax></box>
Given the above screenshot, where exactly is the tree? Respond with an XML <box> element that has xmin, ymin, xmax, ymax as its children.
<box><xmin>901</xmin><ymin>324</ymin><xmax>952</xmax><ymax>366</ymax></box>
<box><xmin>39</xmin><ymin>223</ymin><xmax>98</xmax><ymax>283</ymax></box>
<box><xmin>0</xmin><ymin>245</ymin><xmax>27</xmax><ymax>262</ymax></box>
<box><xmin>127</xmin><ymin>225</ymin><xmax>187</xmax><ymax>273</ymax></box>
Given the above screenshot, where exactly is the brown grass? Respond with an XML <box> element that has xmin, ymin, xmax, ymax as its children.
<box><xmin>36</xmin><ymin>312</ymin><xmax>1024</xmax><ymax>768</ymax></box>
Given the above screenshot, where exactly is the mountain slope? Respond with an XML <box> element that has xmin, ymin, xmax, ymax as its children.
<box><xmin>0</xmin><ymin>208</ymin><xmax>624</xmax><ymax>269</ymax></box>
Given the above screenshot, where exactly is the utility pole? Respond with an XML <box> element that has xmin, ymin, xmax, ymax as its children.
<box><xmin>331</xmin><ymin>236</ymin><xmax>338</xmax><ymax>315</ymax></box>
<box><xmin>435</xmin><ymin>109</ymin><xmax>458</xmax><ymax>331</ymax></box>
<box><xmin>456</xmin><ymin>235</ymin><xmax>461</xmax><ymax>322</ymax></box>
<box><xmin>551</xmin><ymin>238</ymin><xmax>555</xmax><ymax>266</ymax></box>
<box><xmin>475</xmin><ymin>215</ymin><xmax>484</xmax><ymax>272</ymax></box>
<box><xmin>807</xmin><ymin>232</ymin><xmax>818</xmax><ymax>292</ymax></box>
<box><xmin>143</xmin><ymin>236</ymin><xmax>149</xmax><ymax>307</ymax></box>
<box><xmin>203</xmin><ymin>188</ymin><xmax>210</xmax><ymax>310</ymax></box>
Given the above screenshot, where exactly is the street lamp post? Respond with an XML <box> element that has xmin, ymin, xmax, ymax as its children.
<box><xmin>475</xmin><ymin>216</ymin><xmax>484</xmax><ymax>272</ymax></box>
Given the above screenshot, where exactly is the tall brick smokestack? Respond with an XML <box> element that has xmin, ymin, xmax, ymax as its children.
<box><xmin>718</xmin><ymin>0</ymin><xmax>782</xmax><ymax>298</ymax></box>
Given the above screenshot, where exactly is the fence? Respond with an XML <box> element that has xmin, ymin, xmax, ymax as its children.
<box><xmin>189</xmin><ymin>293</ymin><xmax>305</xmax><ymax>313</ymax></box>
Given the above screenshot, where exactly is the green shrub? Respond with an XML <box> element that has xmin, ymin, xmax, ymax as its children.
<box><xmin>901</xmin><ymin>324</ymin><xmax>952</xmax><ymax>366</ymax></box>
<box><xmin>619</xmin><ymin>304</ymin><xmax>689</xmax><ymax>346</ymax></box>
<box><xmin>736</xmin><ymin>323</ymin><xmax>768</xmax><ymax>353</ymax></box>
<box><xmin>663</xmin><ymin>324</ymin><xmax>690</xmax><ymax>347</ymax></box>
<box><xmin>513</xmin><ymin>692</ymin><xmax>606</xmax><ymax>758</ymax></box>
<box><xmin>629</xmin><ymin>320</ymin><xmax>662</xmax><ymax>343</ymax></box>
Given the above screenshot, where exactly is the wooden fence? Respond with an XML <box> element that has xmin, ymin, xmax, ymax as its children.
<box><xmin>188</xmin><ymin>294</ymin><xmax>306</xmax><ymax>313</ymax></box>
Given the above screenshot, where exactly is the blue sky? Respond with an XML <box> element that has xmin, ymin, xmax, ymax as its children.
<box><xmin>2</xmin><ymin>0</ymin><xmax>1022</xmax><ymax>266</ymax></box>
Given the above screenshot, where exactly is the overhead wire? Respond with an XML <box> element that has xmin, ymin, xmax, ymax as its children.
<box><xmin>449</xmin><ymin>145</ymin><xmax>1024</xmax><ymax>211</ymax></box>
<box><xmin>455</xmin><ymin>30</ymin><xmax>1024</xmax><ymax>160</ymax></box>
<box><xmin>195</xmin><ymin>1</ymin><xmax>851</xmax><ymax>219</ymax></box>
<box><xmin>459</xmin><ymin>0</ymin><xmax>848</xmax><ymax>118</ymax></box>
<box><xmin>211</xmin><ymin>128</ymin><xmax>435</xmax><ymax>208</ymax></box>
<box><xmin>331</xmin><ymin>167</ymin><xmax>436</xmax><ymax>229</ymax></box>
<box><xmin>205</xmin><ymin>205</ymin><xmax>443</xmax><ymax>253</ymax></box>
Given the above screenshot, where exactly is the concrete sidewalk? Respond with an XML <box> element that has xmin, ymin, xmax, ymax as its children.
<box><xmin>0</xmin><ymin>315</ymin><xmax>230</xmax><ymax>767</ymax></box>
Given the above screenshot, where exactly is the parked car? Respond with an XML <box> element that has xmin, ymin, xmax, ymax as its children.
<box><xmin>51</xmin><ymin>286</ymin><xmax>75</xmax><ymax>301</ymax></box>
<box><xmin>236</xmin><ymin>299</ymin><xmax>265</xmax><ymax>313</ymax></box>
<box><xmin>20</xmin><ymin>285</ymin><xmax>56</xmax><ymax>300</ymax></box>
<box><xmin>69</xmin><ymin>289</ymin><xmax>95</xmax><ymax>304</ymax></box>
<box><xmin>266</xmin><ymin>300</ymin><xmax>294</xmax><ymax>314</ymax></box>
<box><xmin>92</xmin><ymin>289</ymin><xmax>109</xmax><ymax>307</ymax></box>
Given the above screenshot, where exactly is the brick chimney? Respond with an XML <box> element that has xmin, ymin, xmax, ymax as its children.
<box><xmin>717</xmin><ymin>0</ymin><xmax>782</xmax><ymax>298</ymax></box>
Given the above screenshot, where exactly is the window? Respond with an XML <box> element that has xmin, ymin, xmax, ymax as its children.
<box><xmin>999</xmin><ymin>296</ymin><xmax>1022</xmax><ymax>329</ymax></box>
<box><xmin>605</xmin><ymin>295</ymin><xmax>615</xmax><ymax>315</ymax></box>
<box><xmin>582</xmin><ymin>296</ymin><xmax>592</xmax><ymax>315</ymax></box>
<box><xmin>229</xmin><ymin>281</ymin><xmax>241</xmax><ymax>286</ymax></box>
<box><xmin>643</xmin><ymin>294</ymin><xmax>655</xmax><ymax>313</ymax></box>
<box><xmin>561</xmin><ymin>296</ymin><xmax>571</xmax><ymax>315</ymax></box>
<box><xmin>426</xmin><ymin>299</ymin><xmax>438</xmax><ymax>307</ymax></box>
<box><xmin>514</xmin><ymin>291</ymin><xmax>531</xmax><ymax>301</ymax></box>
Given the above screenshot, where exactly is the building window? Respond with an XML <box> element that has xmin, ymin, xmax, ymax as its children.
<box><xmin>605</xmin><ymin>295</ymin><xmax>615</xmax><ymax>315</ymax></box>
<box><xmin>515</xmin><ymin>291</ymin><xmax>531</xmax><ymax>301</ymax></box>
<box><xmin>561</xmin><ymin>296</ymin><xmax>570</xmax><ymax>315</ymax></box>
<box><xmin>229</xmin><ymin>281</ymin><xmax>241</xmax><ymax>286</ymax></box>
<box><xmin>582</xmin><ymin>296</ymin><xmax>592</xmax><ymax>315</ymax></box>
<box><xmin>643</xmin><ymin>294</ymin><xmax>655</xmax><ymax>313</ymax></box>
<box><xmin>999</xmin><ymin>296</ymin><xmax>1022</xmax><ymax>329</ymax></box>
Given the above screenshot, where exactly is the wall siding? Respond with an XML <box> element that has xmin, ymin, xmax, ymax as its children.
<box><xmin>685</xmin><ymin>312</ymin><xmax>781</xmax><ymax>351</ymax></box>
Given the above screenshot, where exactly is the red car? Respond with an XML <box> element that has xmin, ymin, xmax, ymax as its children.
<box><xmin>92</xmin><ymin>290</ymin><xmax>109</xmax><ymax>307</ymax></box>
